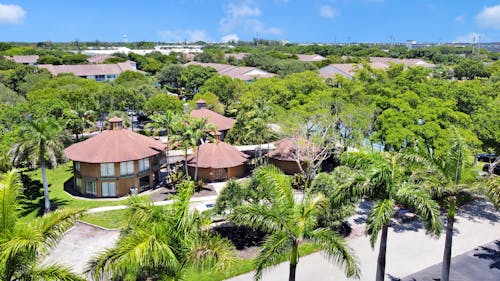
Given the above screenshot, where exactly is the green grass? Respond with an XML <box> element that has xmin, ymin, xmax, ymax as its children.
<box><xmin>183</xmin><ymin>243</ymin><xmax>320</xmax><ymax>281</ymax></box>
<box><xmin>20</xmin><ymin>163</ymin><xmax>135</xmax><ymax>221</ymax></box>
<box><xmin>80</xmin><ymin>209</ymin><xmax>128</xmax><ymax>229</ymax></box>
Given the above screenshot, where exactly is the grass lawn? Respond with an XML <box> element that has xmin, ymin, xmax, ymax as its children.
<box><xmin>20</xmin><ymin>162</ymin><xmax>135</xmax><ymax>222</ymax></box>
<box><xmin>183</xmin><ymin>243</ymin><xmax>320</xmax><ymax>281</ymax></box>
<box><xmin>80</xmin><ymin>209</ymin><xmax>128</xmax><ymax>229</ymax></box>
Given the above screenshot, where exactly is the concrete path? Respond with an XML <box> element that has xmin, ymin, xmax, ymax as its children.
<box><xmin>227</xmin><ymin>200</ymin><xmax>500</xmax><ymax>281</ymax></box>
<box><xmin>401</xmin><ymin>240</ymin><xmax>500</xmax><ymax>281</ymax></box>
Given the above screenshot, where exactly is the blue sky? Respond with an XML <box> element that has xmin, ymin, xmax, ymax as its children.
<box><xmin>0</xmin><ymin>0</ymin><xmax>499</xmax><ymax>43</ymax></box>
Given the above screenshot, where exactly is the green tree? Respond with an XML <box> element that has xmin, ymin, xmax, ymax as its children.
<box><xmin>37</xmin><ymin>55</ymin><xmax>63</xmax><ymax>65</ymax></box>
<box><xmin>9</xmin><ymin>118</ymin><xmax>67</xmax><ymax>213</ymax></box>
<box><xmin>189</xmin><ymin>92</ymin><xmax>225</xmax><ymax>114</ymax></box>
<box><xmin>229</xmin><ymin>166</ymin><xmax>359</xmax><ymax>281</ymax></box>
<box><xmin>189</xmin><ymin>118</ymin><xmax>216</xmax><ymax>181</ymax></box>
<box><xmin>143</xmin><ymin>93</ymin><xmax>184</xmax><ymax>115</ymax></box>
<box><xmin>114</xmin><ymin>70</ymin><xmax>148</xmax><ymax>85</ymax></box>
<box><xmin>156</xmin><ymin>64</ymin><xmax>183</xmax><ymax>89</ymax></box>
<box><xmin>0</xmin><ymin>170</ymin><xmax>85</xmax><ymax>281</ymax></box>
<box><xmin>63</xmin><ymin>109</ymin><xmax>96</xmax><ymax>141</ymax></box>
<box><xmin>453</xmin><ymin>59</ymin><xmax>491</xmax><ymax>80</ymax></box>
<box><xmin>179</xmin><ymin>65</ymin><xmax>217</xmax><ymax>95</ymax></box>
<box><xmin>334</xmin><ymin>151</ymin><xmax>442</xmax><ymax>281</ymax></box>
<box><xmin>198</xmin><ymin>75</ymin><xmax>248</xmax><ymax>113</ymax></box>
<box><xmin>87</xmin><ymin>180</ymin><xmax>235</xmax><ymax>280</ymax></box>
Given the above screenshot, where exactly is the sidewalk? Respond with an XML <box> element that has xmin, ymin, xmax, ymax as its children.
<box><xmin>227</xmin><ymin>200</ymin><xmax>500</xmax><ymax>281</ymax></box>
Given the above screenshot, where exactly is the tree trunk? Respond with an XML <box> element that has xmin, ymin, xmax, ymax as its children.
<box><xmin>289</xmin><ymin>242</ymin><xmax>298</xmax><ymax>281</ymax></box>
<box><xmin>41</xmin><ymin>154</ymin><xmax>51</xmax><ymax>213</ymax></box>
<box><xmin>165</xmin><ymin>134</ymin><xmax>170</xmax><ymax>174</ymax></box>
<box><xmin>441</xmin><ymin>204</ymin><xmax>456</xmax><ymax>281</ymax></box>
<box><xmin>194</xmin><ymin>146</ymin><xmax>200</xmax><ymax>181</ymax></box>
<box><xmin>184</xmin><ymin>147</ymin><xmax>188</xmax><ymax>176</ymax></box>
<box><xmin>376</xmin><ymin>225</ymin><xmax>389</xmax><ymax>281</ymax></box>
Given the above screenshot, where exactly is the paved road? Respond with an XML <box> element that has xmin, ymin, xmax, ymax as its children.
<box><xmin>227</xmin><ymin>200</ymin><xmax>500</xmax><ymax>281</ymax></box>
<box><xmin>401</xmin><ymin>240</ymin><xmax>500</xmax><ymax>281</ymax></box>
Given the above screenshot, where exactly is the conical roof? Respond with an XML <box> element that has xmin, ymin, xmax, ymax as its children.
<box><xmin>188</xmin><ymin>141</ymin><xmax>248</xmax><ymax>169</ymax></box>
<box><xmin>65</xmin><ymin>129</ymin><xmax>166</xmax><ymax>163</ymax></box>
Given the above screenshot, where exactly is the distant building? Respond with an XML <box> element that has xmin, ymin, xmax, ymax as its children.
<box><xmin>187</xmin><ymin>141</ymin><xmax>249</xmax><ymax>182</ymax></box>
<box><xmin>224</xmin><ymin>53</ymin><xmax>249</xmax><ymax>60</ymax></box>
<box><xmin>38</xmin><ymin>61</ymin><xmax>138</xmax><ymax>82</ymax></box>
<box><xmin>87</xmin><ymin>54</ymin><xmax>113</xmax><ymax>64</ymax></box>
<box><xmin>64</xmin><ymin>117</ymin><xmax>166</xmax><ymax>198</ymax></box>
<box><xmin>296</xmin><ymin>54</ymin><xmax>326</xmax><ymax>62</ymax></box>
<box><xmin>5</xmin><ymin>55</ymin><xmax>39</xmax><ymax>66</ymax></box>
<box><xmin>184</xmin><ymin>61</ymin><xmax>275</xmax><ymax>81</ymax></box>
<box><xmin>190</xmin><ymin>99</ymin><xmax>235</xmax><ymax>140</ymax></box>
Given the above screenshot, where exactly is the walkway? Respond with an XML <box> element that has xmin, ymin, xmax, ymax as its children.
<box><xmin>227</xmin><ymin>199</ymin><xmax>500</xmax><ymax>281</ymax></box>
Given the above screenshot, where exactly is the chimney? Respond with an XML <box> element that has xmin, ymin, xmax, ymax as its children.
<box><xmin>108</xmin><ymin>117</ymin><xmax>123</xmax><ymax>130</ymax></box>
<box><xmin>196</xmin><ymin>99</ymin><xmax>207</xmax><ymax>109</ymax></box>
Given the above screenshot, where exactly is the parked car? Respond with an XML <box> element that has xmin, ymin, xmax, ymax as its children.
<box><xmin>477</xmin><ymin>153</ymin><xmax>497</xmax><ymax>163</ymax></box>
<box><xmin>482</xmin><ymin>164</ymin><xmax>500</xmax><ymax>176</ymax></box>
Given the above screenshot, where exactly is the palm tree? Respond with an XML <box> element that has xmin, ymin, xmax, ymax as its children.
<box><xmin>9</xmin><ymin>118</ymin><xmax>66</xmax><ymax>213</ymax></box>
<box><xmin>189</xmin><ymin>118</ymin><xmax>216</xmax><ymax>181</ymax></box>
<box><xmin>334</xmin><ymin>151</ymin><xmax>442</xmax><ymax>281</ymax></box>
<box><xmin>86</xmin><ymin>180</ymin><xmax>235</xmax><ymax>280</ymax></box>
<box><xmin>171</xmin><ymin>115</ymin><xmax>193</xmax><ymax>176</ymax></box>
<box><xmin>421</xmin><ymin>137</ymin><xmax>484</xmax><ymax>281</ymax></box>
<box><xmin>147</xmin><ymin>112</ymin><xmax>178</xmax><ymax>173</ymax></box>
<box><xmin>63</xmin><ymin>109</ymin><xmax>96</xmax><ymax>141</ymax></box>
<box><xmin>0</xmin><ymin>169</ymin><xmax>85</xmax><ymax>281</ymax></box>
<box><xmin>229</xmin><ymin>165</ymin><xmax>359</xmax><ymax>281</ymax></box>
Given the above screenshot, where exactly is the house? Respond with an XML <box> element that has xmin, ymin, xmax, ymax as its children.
<box><xmin>5</xmin><ymin>55</ymin><xmax>39</xmax><ymax>65</ymax></box>
<box><xmin>184</xmin><ymin>61</ymin><xmax>275</xmax><ymax>81</ymax></box>
<box><xmin>319</xmin><ymin>64</ymin><xmax>362</xmax><ymax>79</ymax></box>
<box><xmin>187</xmin><ymin>141</ymin><xmax>249</xmax><ymax>182</ymax></box>
<box><xmin>296</xmin><ymin>54</ymin><xmax>326</xmax><ymax>62</ymax></box>
<box><xmin>87</xmin><ymin>54</ymin><xmax>113</xmax><ymax>64</ymax></box>
<box><xmin>64</xmin><ymin>117</ymin><xmax>166</xmax><ymax>198</ymax></box>
<box><xmin>38</xmin><ymin>61</ymin><xmax>138</xmax><ymax>81</ymax></box>
<box><xmin>190</xmin><ymin>99</ymin><xmax>235</xmax><ymax>140</ymax></box>
<box><xmin>267</xmin><ymin>138</ymin><xmax>309</xmax><ymax>175</ymax></box>
<box><xmin>369</xmin><ymin>57</ymin><xmax>436</xmax><ymax>68</ymax></box>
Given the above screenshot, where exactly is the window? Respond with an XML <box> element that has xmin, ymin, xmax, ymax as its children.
<box><xmin>120</xmin><ymin>161</ymin><xmax>134</xmax><ymax>176</ymax></box>
<box><xmin>75</xmin><ymin>178</ymin><xmax>82</xmax><ymax>193</ymax></box>
<box><xmin>85</xmin><ymin>181</ymin><xmax>97</xmax><ymax>196</ymax></box>
<box><xmin>95</xmin><ymin>75</ymin><xmax>105</xmax><ymax>82</ymax></box>
<box><xmin>101</xmin><ymin>182</ymin><xmax>116</xmax><ymax>197</ymax></box>
<box><xmin>100</xmin><ymin>163</ymin><xmax>115</xmax><ymax>177</ymax></box>
<box><xmin>138</xmin><ymin>158</ymin><xmax>150</xmax><ymax>172</ymax></box>
<box><xmin>106</xmin><ymin>74</ymin><xmax>116</xmax><ymax>79</ymax></box>
<box><xmin>74</xmin><ymin>161</ymin><xmax>80</xmax><ymax>172</ymax></box>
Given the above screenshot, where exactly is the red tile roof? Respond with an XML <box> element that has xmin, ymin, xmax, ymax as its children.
<box><xmin>184</xmin><ymin>61</ymin><xmax>275</xmax><ymax>81</ymax></box>
<box><xmin>188</xmin><ymin>141</ymin><xmax>248</xmax><ymax>168</ymax></box>
<box><xmin>6</xmin><ymin>55</ymin><xmax>39</xmax><ymax>64</ymax></box>
<box><xmin>296</xmin><ymin>54</ymin><xmax>326</xmax><ymax>62</ymax></box>
<box><xmin>190</xmin><ymin>108</ymin><xmax>235</xmax><ymax>132</ymax></box>
<box><xmin>65</xmin><ymin>129</ymin><xmax>166</xmax><ymax>163</ymax></box>
<box><xmin>87</xmin><ymin>54</ymin><xmax>113</xmax><ymax>64</ymax></box>
<box><xmin>38</xmin><ymin>61</ymin><xmax>137</xmax><ymax>76</ymax></box>
<box><xmin>268</xmin><ymin>138</ymin><xmax>317</xmax><ymax>161</ymax></box>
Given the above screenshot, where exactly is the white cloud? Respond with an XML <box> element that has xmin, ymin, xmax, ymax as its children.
<box><xmin>476</xmin><ymin>4</ymin><xmax>500</xmax><ymax>29</ymax></box>
<box><xmin>455</xmin><ymin>15</ymin><xmax>464</xmax><ymax>23</ymax></box>
<box><xmin>319</xmin><ymin>5</ymin><xmax>339</xmax><ymax>19</ymax></box>
<box><xmin>454</xmin><ymin>32</ymin><xmax>486</xmax><ymax>43</ymax></box>
<box><xmin>0</xmin><ymin>4</ymin><xmax>26</xmax><ymax>24</ymax></box>
<box><xmin>221</xmin><ymin>33</ymin><xmax>239</xmax><ymax>43</ymax></box>
<box><xmin>158</xmin><ymin>29</ymin><xmax>210</xmax><ymax>42</ymax></box>
<box><xmin>219</xmin><ymin>1</ymin><xmax>283</xmax><ymax>37</ymax></box>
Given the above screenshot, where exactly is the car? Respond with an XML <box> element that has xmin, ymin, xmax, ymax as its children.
<box><xmin>482</xmin><ymin>164</ymin><xmax>500</xmax><ymax>176</ymax></box>
<box><xmin>477</xmin><ymin>153</ymin><xmax>497</xmax><ymax>163</ymax></box>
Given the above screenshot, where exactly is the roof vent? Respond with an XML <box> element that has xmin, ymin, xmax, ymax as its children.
<box><xmin>108</xmin><ymin>117</ymin><xmax>123</xmax><ymax>130</ymax></box>
<box><xmin>196</xmin><ymin>99</ymin><xmax>207</xmax><ymax>109</ymax></box>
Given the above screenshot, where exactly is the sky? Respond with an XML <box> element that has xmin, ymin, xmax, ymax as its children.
<box><xmin>0</xmin><ymin>0</ymin><xmax>499</xmax><ymax>43</ymax></box>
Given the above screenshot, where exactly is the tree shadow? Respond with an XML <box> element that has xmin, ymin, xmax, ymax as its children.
<box><xmin>19</xmin><ymin>173</ymin><xmax>69</xmax><ymax>217</ymax></box>
<box><xmin>212</xmin><ymin>222</ymin><xmax>265</xmax><ymax>250</ymax></box>
<box><xmin>391</xmin><ymin>218</ymin><xmax>424</xmax><ymax>233</ymax></box>
<box><xmin>473</xmin><ymin>240</ymin><xmax>500</xmax><ymax>270</ymax></box>
<box><xmin>352</xmin><ymin>200</ymin><xmax>372</xmax><ymax>225</ymax></box>
<box><xmin>457</xmin><ymin>198</ymin><xmax>499</xmax><ymax>223</ymax></box>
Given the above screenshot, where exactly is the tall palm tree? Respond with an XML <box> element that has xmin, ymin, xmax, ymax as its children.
<box><xmin>147</xmin><ymin>112</ymin><xmax>178</xmax><ymax>173</ymax></box>
<box><xmin>334</xmin><ymin>151</ymin><xmax>442</xmax><ymax>281</ymax></box>
<box><xmin>421</xmin><ymin>137</ymin><xmax>483</xmax><ymax>281</ymax></box>
<box><xmin>171</xmin><ymin>115</ymin><xmax>193</xmax><ymax>176</ymax></box>
<box><xmin>229</xmin><ymin>165</ymin><xmax>359</xmax><ymax>281</ymax></box>
<box><xmin>63</xmin><ymin>109</ymin><xmax>96</xmax><ymax>141</ymax></box>
<box><xmin>0</xmin><ymin>169</ymin><xmax>85</xmax><ymax>281</ymax></box>
<box><xmin>189</xmin><ymin>118</ymin><xmax>216</xmax><ymax>181</ymax></box>
<box><xmin>9</xmin><ymin>118</ymin><xmax>66</xmax><ymax>213</ymax></box>
<box><xmin>87</xmin><ymin>180</ymin><xmax>235</xmax><ymax>280</ymax></box>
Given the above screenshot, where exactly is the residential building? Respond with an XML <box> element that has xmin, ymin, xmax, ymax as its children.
<box><xmin>38</xmin><ymin>61</ymin><xmax>138</xmax><ymax>81</ymax></box>
<box><xmin>64</xmin><ymin>117</ymin><xmax>166</xmax><ymax>198</ymax></box>
<box><xmin>87</xmin><ymin>54</ymin><xmax>113</xmax><ymax>64</ymax></box>
<box><xmin>187</xmin><ymin>141</ymin><xmax>249</xmax><ymax>182</ymax></box>
<box><xmin>296</xmin><ymin>54</ymin><xmax>326</xmax><ymax>62</ymax></box>
<box><xmin>190</xmin><ymin>99</ymin><xmax>235</xmax><ymax>140</ymax></box>
<box><xmin>185</xmin><ymin>61</ymin><xmax>275</xmax><ymax>81</ymax></box>
<box><xmin>5</xmin><ymin>55</ymin><xmax>39</xmax><ymax>65</ymax></box>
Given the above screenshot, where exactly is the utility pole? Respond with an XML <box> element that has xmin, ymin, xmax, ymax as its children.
<box><xmin>477</xmin><ymin>35</ymin><xmax>481</xmax><ymax>56</ymax></box>
<box><xmin>472</xmin><ymin>37</ymin><xmax>475</xmax><ymax>56</ymax></box>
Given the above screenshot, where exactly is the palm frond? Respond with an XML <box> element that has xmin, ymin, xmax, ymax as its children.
<box><xmin>0</xmin><ymin>169</ymin><xmax>23</xmax><ymax>238</ymax></box>
<box><xmin>308</xmin><ymin>228</ymin><xmax>360</xmax><ymax>278</ymax></box>
<box><xmin>253</xmin><ymin>231</ymin><xmax>292</xmax><ymax>281</ymax></box>
<box><xmin>366</xmin><ymin>198</ymin><xmax>394</xmax><ymax>248</ymax></box>
<box><xmin>21</xmin><ymin>263</ymin><xmax>85</xmax><ymax>281</ymax></box>
<box><xmin>229</xmin><ymin>204</ymin><xmax>287</xmax><ymax>234</ymax></box>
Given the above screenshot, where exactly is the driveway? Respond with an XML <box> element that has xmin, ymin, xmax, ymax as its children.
<box><xmin>226</xmin><ymin>199</ymin><xmax>500</xmax><ymax>281</ymax></box>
